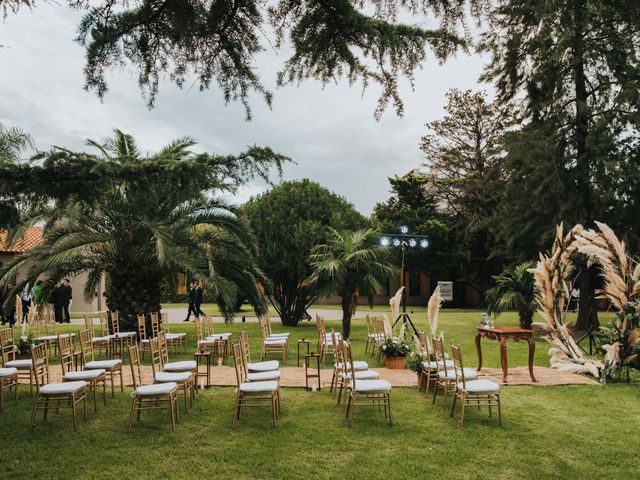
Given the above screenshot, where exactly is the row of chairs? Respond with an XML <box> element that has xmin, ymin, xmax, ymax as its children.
<box><xmin>416</xmin><ymin>333</ymin><xmax>502</xmax><ymax>426</ymax></box>
<box><xmin>328</xmin><ymin>329</ymin><xmax>393</xmax><ymax>426</ymax></box>
<box><xmin>231</xmin><ymin>331</ymin><xmax>282</xmax><ymax>428</ymax></box>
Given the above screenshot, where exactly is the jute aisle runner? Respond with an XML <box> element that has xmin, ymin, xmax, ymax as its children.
<box><xmin>46</xmin><ymin>365</ymin><xmax>599</xmax><ymax>388</ymax></box>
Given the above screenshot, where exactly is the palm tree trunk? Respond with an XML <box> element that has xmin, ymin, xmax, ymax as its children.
<box><xmin>519</xmin><ymin>306</ymin><xmax>533</xmax><ymax>330</ymax></box>
<box><xmin>106</xmin><ymin>269</ymin><xmax>162</xmax><ymax>331</ymax></box>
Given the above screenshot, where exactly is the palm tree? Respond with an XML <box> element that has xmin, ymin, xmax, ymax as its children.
<box><xmin>0</xmin><ymin>130</ymin><xmax>267</xmax><ymax>330</ymax></box>
<box><xmin>0</xmin><ymin>123</ymin><xmax>33</xmax><ymax>162</ymax></box>
<box><xmin>485</xmin><ymin>261</ymin><xmax>537</xmax><ymax>329</ymax></box>
<box><xmin>306</xmin><ymin>228</ymin><xmax>393</xmax><ymax>339</ymax></box>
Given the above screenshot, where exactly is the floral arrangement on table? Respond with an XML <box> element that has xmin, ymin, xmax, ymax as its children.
<box><xmin>529</xmin><ymin>221</ymin><xmax>640</xmax><ymax>381</ymax></box>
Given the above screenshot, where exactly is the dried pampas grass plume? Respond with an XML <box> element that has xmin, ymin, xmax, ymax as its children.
<box><xmin>427</xmin><ymin>286</ymin><xmax>441</xmax><ymax>336</ymax></box>
<box><xmin>389</xmin><ymin>287</ymin><xmax>403</xmax><ymax>322</ymax></box>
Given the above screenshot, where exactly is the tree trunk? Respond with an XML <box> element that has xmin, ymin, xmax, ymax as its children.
<box><xmin>575</xmin><ymin>268</ymin><xmax>599</xmax><ymax>332</ymax></box>
<box><xmin>519</xmin><ymin>307</ymin><xmax>533</xmax><ymax>330</ymax></box>
<box><xmin>106</xmin><ymin>268</ymin><xmax>162</xmax><ymax>331</ymax></box>
<box><xmin>270</xmin><ymin>282</ymin><xmax>312</xmax><ymax>327</ymax></box>
<box><xmin>571</xmin><ymin>1</ymin><xmax>599</xmax><ymax>333</ymax></box>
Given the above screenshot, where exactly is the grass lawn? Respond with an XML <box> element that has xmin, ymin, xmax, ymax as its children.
<box><xmin>2</xmin><ymin>310</ymin><xmax>637</xmax><ymax>479</ymax></box>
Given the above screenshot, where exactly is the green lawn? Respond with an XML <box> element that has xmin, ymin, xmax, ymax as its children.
<box><xmin>2</xmin><ymin>310</ymin><xmax>636</xmax><ymax>480</ymax></box>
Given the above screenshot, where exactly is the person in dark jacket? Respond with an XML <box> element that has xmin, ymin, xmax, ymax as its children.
<box><xmin>0</xmin><ymin>282</ymin><xmax>16</xmax><ymax>326</ymax></box>
<box><xmin>51</xmin><ymin>279</ymin><xmax>72</xmax><ymax>323</ymax></box>
<box><xmin>184</xmin><ymin>282</ymin><xmax>197</xmax><ymax>322</ymax></box>
<box><xmin>193</xmin><ymin>281</ymin><xmax>205</xmax><ymax>316</ymax></box>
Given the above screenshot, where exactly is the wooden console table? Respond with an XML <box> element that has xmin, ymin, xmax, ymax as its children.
<box><xmin>475</xmin><ymin>326</ymin><xmax>537</xmax><ymax>383</ymax></box>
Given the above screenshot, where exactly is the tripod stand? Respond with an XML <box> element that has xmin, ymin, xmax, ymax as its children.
<box><xmin>391</xmin><ymin>239</ymin><xmax>420</xmax><ymax>337</ymax></box>
<box><xmin>576</xmin><ymin>305</ymin><xmax>599</xmax><ymax>355</ymax></box>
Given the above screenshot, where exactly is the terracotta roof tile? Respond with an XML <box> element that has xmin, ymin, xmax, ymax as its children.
<box><xmin>0</xmin><ymin>227</ymin><xmax>44</xmax><ymax>253</ymax></box>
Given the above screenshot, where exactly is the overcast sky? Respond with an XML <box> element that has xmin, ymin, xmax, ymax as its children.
<box><xmin>0</xmin><ymin>5</ymin><xmax>490</xmax><ymax>215</ymax></box>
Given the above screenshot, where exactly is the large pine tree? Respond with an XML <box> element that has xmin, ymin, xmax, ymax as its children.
<box><xmin>482</xmin><ymin>0</ymin><xmax>640</xmax><ymax>330</ymax></box>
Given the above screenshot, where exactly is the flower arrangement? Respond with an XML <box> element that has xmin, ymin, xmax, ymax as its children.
<box><xmin>406</xmin><ymin>351</ymin><xmax>425</xmax><ymax>374</ymax></box>
<box><xmin>380</xmin><ymin>337</ymin><xmax>411</xmax><ymax>357</ymax></box>
<box><xmin>17</xmin><ymin>334</ymin><xmax>35</xmax><ymax>356</ymax></box>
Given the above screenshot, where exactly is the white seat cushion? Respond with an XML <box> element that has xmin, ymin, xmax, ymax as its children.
<box><xmin>112</xmin><ymin>332</ymin><xmax>137</xmax><ymax>339</ymax></box>
<box><xmin>239</xmin><ymin>381</ymin><xmax>278</xmax><ymax>393</ymax></box>
<box><xmin>163</xmin><ymin>361</ymin><xmax>197</xmax><ymax>371</ymax></box>
<box><xmin>458</xmin><ymin>379</ymin><xmax>500</xmax><ymax>394</ymax></box>
<box><xmin>34</xmin><ymin>335</ymin><xmax>58</xmax><ymax>342</ymax></box>
<box><xmin>155</xmin><ymin>371</ymin><xmax>191</xmax><ymax>382</ymax></box>
<box><xmin>264</xmin><ymin>338</ymin><xmax>287</xmax><ymax>345</ymax></box>
<box><xmin>269</xmin><ymin>333</ymin><xmax>289</xmax><ymax>338</ymax></box>
<box><xmin>354</xmin><ymin>370</ymin><xmax>380</xmax><ymax>380</ymax></box>
<box><xmin>165</xmin><ymin>333</ymin><xmax>186</xmax><ymax>340</ymax></box>
<box><xmin>438</xmin><ymin>368</ymin><xmax>478</xmax><ymax>381</ymax></box>
<box><xmin>140</xmin><ymin>339</ymin><xmax>150</xmax><ymax>345</ymax></box>
<box><xmin>5</xmin><ymin>359</ymin><xmax>32</xmax><ymax>369</ymax></box>
<box><xmin>86</xmin><ymin>359</ymin><xmax>122</xmax><ymax>370</ymax></box>
<box><xmin>247</xmin><ymin>360</ymin><xmax>279</xmax><ymax>372</ymax></box>
<box><xmin>64</xmin><ymin>369</ymin><xmax>105</xmax><ymax>380</ymax></box>
<box><xmin>40</xmin><ymin>381</ymin><xmax>87</xmax><ymax>395</ymax></box>
<box><xmin>91</xmin><ymin>336</ymin><xmax>111</xmax><ymax>343</ymax></box>
<box><xmin>337</xmin><ymin>361</ymin><xmax>368</xmax><ymax>371</ymax></box>
<box><xmin>247</xmin><ymin>370</ymin><xmax>281</xmax><ymax>382</ymax></box>
<box><xmin>423</xmin><ymin>359</ymin><xmax>455</xmax><ymax>370</ymax></box>
<box><xmin>0</xmin><ymin>367</ymin><xmax>18</xmax><ymax>377</ymax></box>
<box><xmin>354</xmin><ymin>379</ymin><xmax>392</xmax><ymax>393</ymax></box>
<box><xmin>342</xmin><ymin>370</ymin><xmax>380</xmax><ymax>380</ymax></box>
<box><xmin>135</xmin><ymin>382</ymin><xmax>177</xmax><ymax>396</ymax></box>
<box><xmin>205</xmin><ymin>334</ymin><xmax>231</xmax><ymax>340</ymax></box>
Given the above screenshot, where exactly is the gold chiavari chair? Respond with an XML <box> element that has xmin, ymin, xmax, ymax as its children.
<box><xmin>160</xmin><ymin>312</ymin><xmax>187</xmax><ymax>355</ymax></box>
<box><xmin>149</xmin><ymin>337</ymin><xmax>194</xmax><ymax>412</ymax></box>
<box><xmin>29</xmin><ymin>343</ymin><xmax>88</xmax><ymax>432</ymax></box>
<box><xmin>79</xmin><ymin>329</ymin><xmax>123</xmax><ymax>398</ymax></box>
<box><xmin>157</xmin><ymin>333</ymin><xmax>198</xmax><ymax>387</ymax></box>
<box><xmin>344</xmin><ymin>340</ymin><xmax>392</xmax><ymax>427</ymax></box>
<box><xmin>316</xmin><ymin>318</ymin><xmax>339</xmax><ymax>363</ymax></box>
<box><xmin>258</xmin><ymin>317</ymin><xmax>288</xmax><ymax>363</ymax></box>
<box><xmin>2</xmin><ymin>327</ymin><xmax>36</xmax><ymax>394</ymax></box>
<box><xmin>261</xmin><ymin>315</ymin><xmax>290</xmax><ymax>340</ymax></box>
<box><xmin>432</xmin><ymin>336</ymin><xmax>478</xmax><ymax>406</ymax></box>
<box><xmin>59</xmin><ymin>334</ymin><xmax>107</xmax><ymax>413</ymax></box>
<box><xmin>450</xmin><ymin>344</ymin><xmax>502</xmax><ymax>427</ymax></box>
<box><xmin>108</xmin><ymin>310</ymin><xmax>136</xmax><ymax>359</ymax></box>
<box><xmin>85</xmin><ymin>314</ymin><xmax>110</xmax><ymax>357</ymax></box>
<box><xmin>0</xmin><ymin>328</ymin><xmax>18</xmax><ymax>410</ymax></box>
<box><xmin>127</xmin><ymin>345</ymin><xmax>179</xmax><ymax>432</ymax></box>
<box><xmin>194</xmin><ymin>317</ymin><xmax>228</xmax><ymax>367</ymax></box>
<box><xmin>329</xmin><ymin>329</ymin><xmax>378</xmax><ymax>405</ymax></box>
<box><xmin>239</xmin><ymin>331</ymin><xmax>279</xmax><ymax>372</ymax></box>
<box><xmin>150</xmin><ymin>312</ymin><xmax>161</xmax><ymax>338</ymax></box>
<box><xmin>137</xmin><ymin>314</ymin><xmax>150</xmax><ymax>359</ymax></box>
<box><xmin>417</xmin><ymin>332</ymin><xmax>451</xmax><ymax>396</ymax></box>
<box><xmin>231</xmin><ymin>343</ymin><xmax>280</xmax><ymax>429</ymax></box>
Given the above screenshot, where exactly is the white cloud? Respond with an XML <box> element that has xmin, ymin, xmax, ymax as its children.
<box><xmin>0</xmin><ymin>4</ymin><xmax>490</xmax><ymax>214</ymax></box>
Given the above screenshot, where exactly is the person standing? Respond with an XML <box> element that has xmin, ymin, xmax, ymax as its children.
<box><xmin>184</xmin><ymin>282</ymin><xmax>197</xmax><ymax>322</ymax></box>
<box><xmin>193</xmin><ymin>280</ymin><xmax>205</xmax><ymax>316</ymax></box>
<box><xmin>0</xmin><ymin>282</ymin><xmax>15</xmax><ymax>326</ymax></box>
<box><xmin>20</xmin><ymin>278</ymin><xmax>32</xmax><ymax>323</ymax></box>
<box><xmin>60</xmin><ymin>278</ymin><xmax>73</xmax><ymax>323</ymax></box>
<box><xmin>51</xmin><ymin>281</ymin><xmax>64</xmax><ymax>323</ymax></box>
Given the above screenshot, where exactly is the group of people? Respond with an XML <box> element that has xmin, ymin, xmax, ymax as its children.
<box><xmin>184</xmin><ymin>280</ymin><xmax>204</xmax><ymax>321</ymax></box>
<box><xmin>0</xmin><ymin>277</ymin><xmax>73</xmax><ymax>326</ymax></box>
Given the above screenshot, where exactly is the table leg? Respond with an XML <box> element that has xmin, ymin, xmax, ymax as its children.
<box><xmin>527</xmin><ymin>337</ymin><xmax>537</xmax><ymax>382</ymax></box>
<box><xmin>475</xmin><ymin>333</ymin><xmax>483</xmax><ymax>371</ymax></box>
<box><xmin>500</xmin><ymin>337</ymin><xmax>508</xmax><ymax>383</ymax></box>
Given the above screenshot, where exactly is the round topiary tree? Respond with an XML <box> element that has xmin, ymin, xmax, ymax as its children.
<box><xmin>243</xmin><ymin>179</ymin><xmax>367</xmax><ymax>326</ymax></box>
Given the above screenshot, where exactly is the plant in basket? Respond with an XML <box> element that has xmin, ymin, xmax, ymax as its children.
<box><xmin>381</xmin><ymin>337</ymin><xmax>411</xmax><ymax>369</ymax></box>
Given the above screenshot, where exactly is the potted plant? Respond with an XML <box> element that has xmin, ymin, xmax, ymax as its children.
<box><xmin>16</xmin><ymin>333</ymin><xmax>35</xmax><ymax>359</ymax></box>
<box><xmin>406</xmin><ymin>351</ymin><xmax>425</xmax><ymax>386</ymax></box>
<box><xmin>381</xmin><ymin>337</ymin><xmax>411</xmax><ymax>369</ymax></box>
